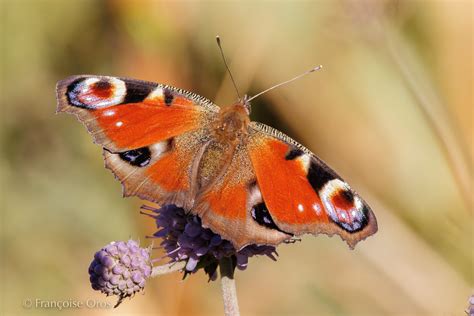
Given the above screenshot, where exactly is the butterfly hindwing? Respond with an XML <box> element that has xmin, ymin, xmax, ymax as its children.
<box><xmin>104</xmin><ymin>130</ymin><xmax>211</xmax><ymax>209</ymax></box>
<box><xmin>248</xmin><ymin>122</ymin><xmax>377</xmax><ymax>248</ymax></box>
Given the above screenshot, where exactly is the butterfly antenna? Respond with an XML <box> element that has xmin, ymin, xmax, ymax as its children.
<box><xmin>247</xmin><ymin>65</ymin><xmax>323</xmax><ymax>102</ymax></box>
<box><xmin>216</xmin><ymin>35</ymin><xmax>242</xmax><ymax>100</ymax></box>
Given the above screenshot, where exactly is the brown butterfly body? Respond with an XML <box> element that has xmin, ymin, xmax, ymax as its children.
<box><xmin>56</xmin><ymin>75</ymin><xmax>377</xmax><ymax>250</ymax></box>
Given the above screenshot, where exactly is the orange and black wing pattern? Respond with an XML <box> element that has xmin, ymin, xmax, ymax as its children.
<box><xmin>193</xmin><ymin>141</ymin><xmax>291</xmax><ymax>249</ymax></box>
<box><xmin>56</xmin><ymin>75</ymin><xmax>218</xmax><ymax>208</ymax></box>
<box><xmin>248</xmin><ymin>122</ymin><xmax>377</xmax><ymax>248</ymax></box>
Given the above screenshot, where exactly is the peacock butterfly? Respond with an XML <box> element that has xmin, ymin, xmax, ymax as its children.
<box><xmin>56</xmin><ymin>39</ymin><xmax>377</xmax><ymax>250</ymax></box>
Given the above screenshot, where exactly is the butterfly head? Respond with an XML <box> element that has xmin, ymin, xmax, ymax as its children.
<box><xmin>241</xmin><ymin>94</ymin><xmax>252</xmax><ymax>115</ymax></box>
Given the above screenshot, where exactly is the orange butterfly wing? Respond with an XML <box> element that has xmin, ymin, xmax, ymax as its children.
<box><xmin>56</xmin><ymin>75</ymin><xmax>218</xmax><ymax>208</ymax></box>
<box><xmin>56</xmin><ymin>75</ymin><xmax>218</xmax><ymax>151</ymax></box>
<box><xmin>248</xmin><ymin>122</ymin><xmax>377</xmax><ymax>248</ymax></box>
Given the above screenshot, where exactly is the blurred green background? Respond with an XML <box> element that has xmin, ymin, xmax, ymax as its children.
<box><xmin>1</xmin><ymin>1</ymin><xmax>472</xmax><ymax>315</ymax></box>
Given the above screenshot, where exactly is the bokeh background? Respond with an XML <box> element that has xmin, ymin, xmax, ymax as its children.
<box><xmin>1</xmin><ymin>0</ymin><xmax>472</xmax><ymax>315</ymax></box>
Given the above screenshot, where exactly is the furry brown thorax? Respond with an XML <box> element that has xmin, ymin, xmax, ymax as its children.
<box><xmin>213</xmin><ymin>99</ymin><xmax>250</xmax><ymax>145</ymax></box>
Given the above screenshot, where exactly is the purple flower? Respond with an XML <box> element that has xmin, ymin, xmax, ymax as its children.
<box><xmin>468</xmin><ymin>294</ymin><xmax>474</xmax><ymax>316</ymax></box>
<box><xmin>142</xmin><ymin>204</ymin><xmax>278</xmax><ymax>280</ymax></box>
<box><xmin>89</xmin><ymin>240</ymin><xmax>152</xmax><ymax>307</ymax></box>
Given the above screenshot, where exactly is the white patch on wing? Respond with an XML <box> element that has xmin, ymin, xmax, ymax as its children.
<box><xmin>146</xmin><ymin>87</ymin><xmax>164</xmax><ymax>101</ymax></box>
<box><xmin>149</xmin><ymin>140</ymin><xmax>170</xmax><ymax>160</ymax></box>
<box><xmin>312</xmin><ymin>203</ymin><xmax>321</xmax><ymax>215</ymax></box>
<box><xmin>297</xmin><ymin>154</ymin><xmax>311</xmax><ymax>173</ymax></box>
<box><xmin>354</xmin><ymin>194</ymin><xmax>363</xmax><ymax>211</ymax></box>
<box><xmin>83</xmin><ymin>77</ymin><xmax>100</xmax><ymax>87</ymax></box>
<box><xmin>109</xmin><ymin>78</ymin><xmax>127</xmax><ymax>103</ymax></box>
<box><xmin>248</xmin><ymin>184</ymin><xmax>263</xmax><ymax>207</ymax></box>
<box><xmin>297</xmin><ymin>203</ymin><xmax>304</xmax><ymax>212</ymax></box>
<box><xmin>103</xmin><ymin>109</ymin><xmax>116</xmax><ymax>117</ymax></box>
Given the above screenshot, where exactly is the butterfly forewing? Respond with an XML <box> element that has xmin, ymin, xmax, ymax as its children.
<box><xmin>56</xmin><ymin>75</ymin><xmax>219</xmax><ymax>152</ymax></box>
<box><xmin>56</xmin><ymin>75</ymin><xmax>219</xmax><ymax>209</ymax></box>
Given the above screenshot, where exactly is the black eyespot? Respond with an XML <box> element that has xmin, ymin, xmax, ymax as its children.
<box><xmin>307</xmin><ymin>161</ymin><xmax>336</xmax><ymax>192</ymax></box>
<box><xmin>285</xmin><ymin>148</ymin><xmax>304</xmax><ymax>160</ymax></box>
<box><xmin>341</xmin><ymin>190</ymin><xmax>354</xmax><ymax>204</ymax></box>
<box><xmin>118</xmin><ymin>147</ymin><xmax>151</xmax><ymax>167</ymax></box>
<box><xmin>251</xmin><ymin>203</ymin><xmax>281</xmax><ymax>231</ymax></box>
<box><xmin>164</xmin><ymin>88</ymin><xmax>174</xmax><ymax>106</ymax></box>
<box><xmin>93</xmin><ymin>80</ymin><xmax>112</xmax><ymax>90</ymax></box>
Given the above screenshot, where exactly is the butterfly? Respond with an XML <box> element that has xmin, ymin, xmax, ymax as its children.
<box><xmin>56</xmin><ymin>55</ymin><xmax>377</xmax><ymax>250</ymax></box>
